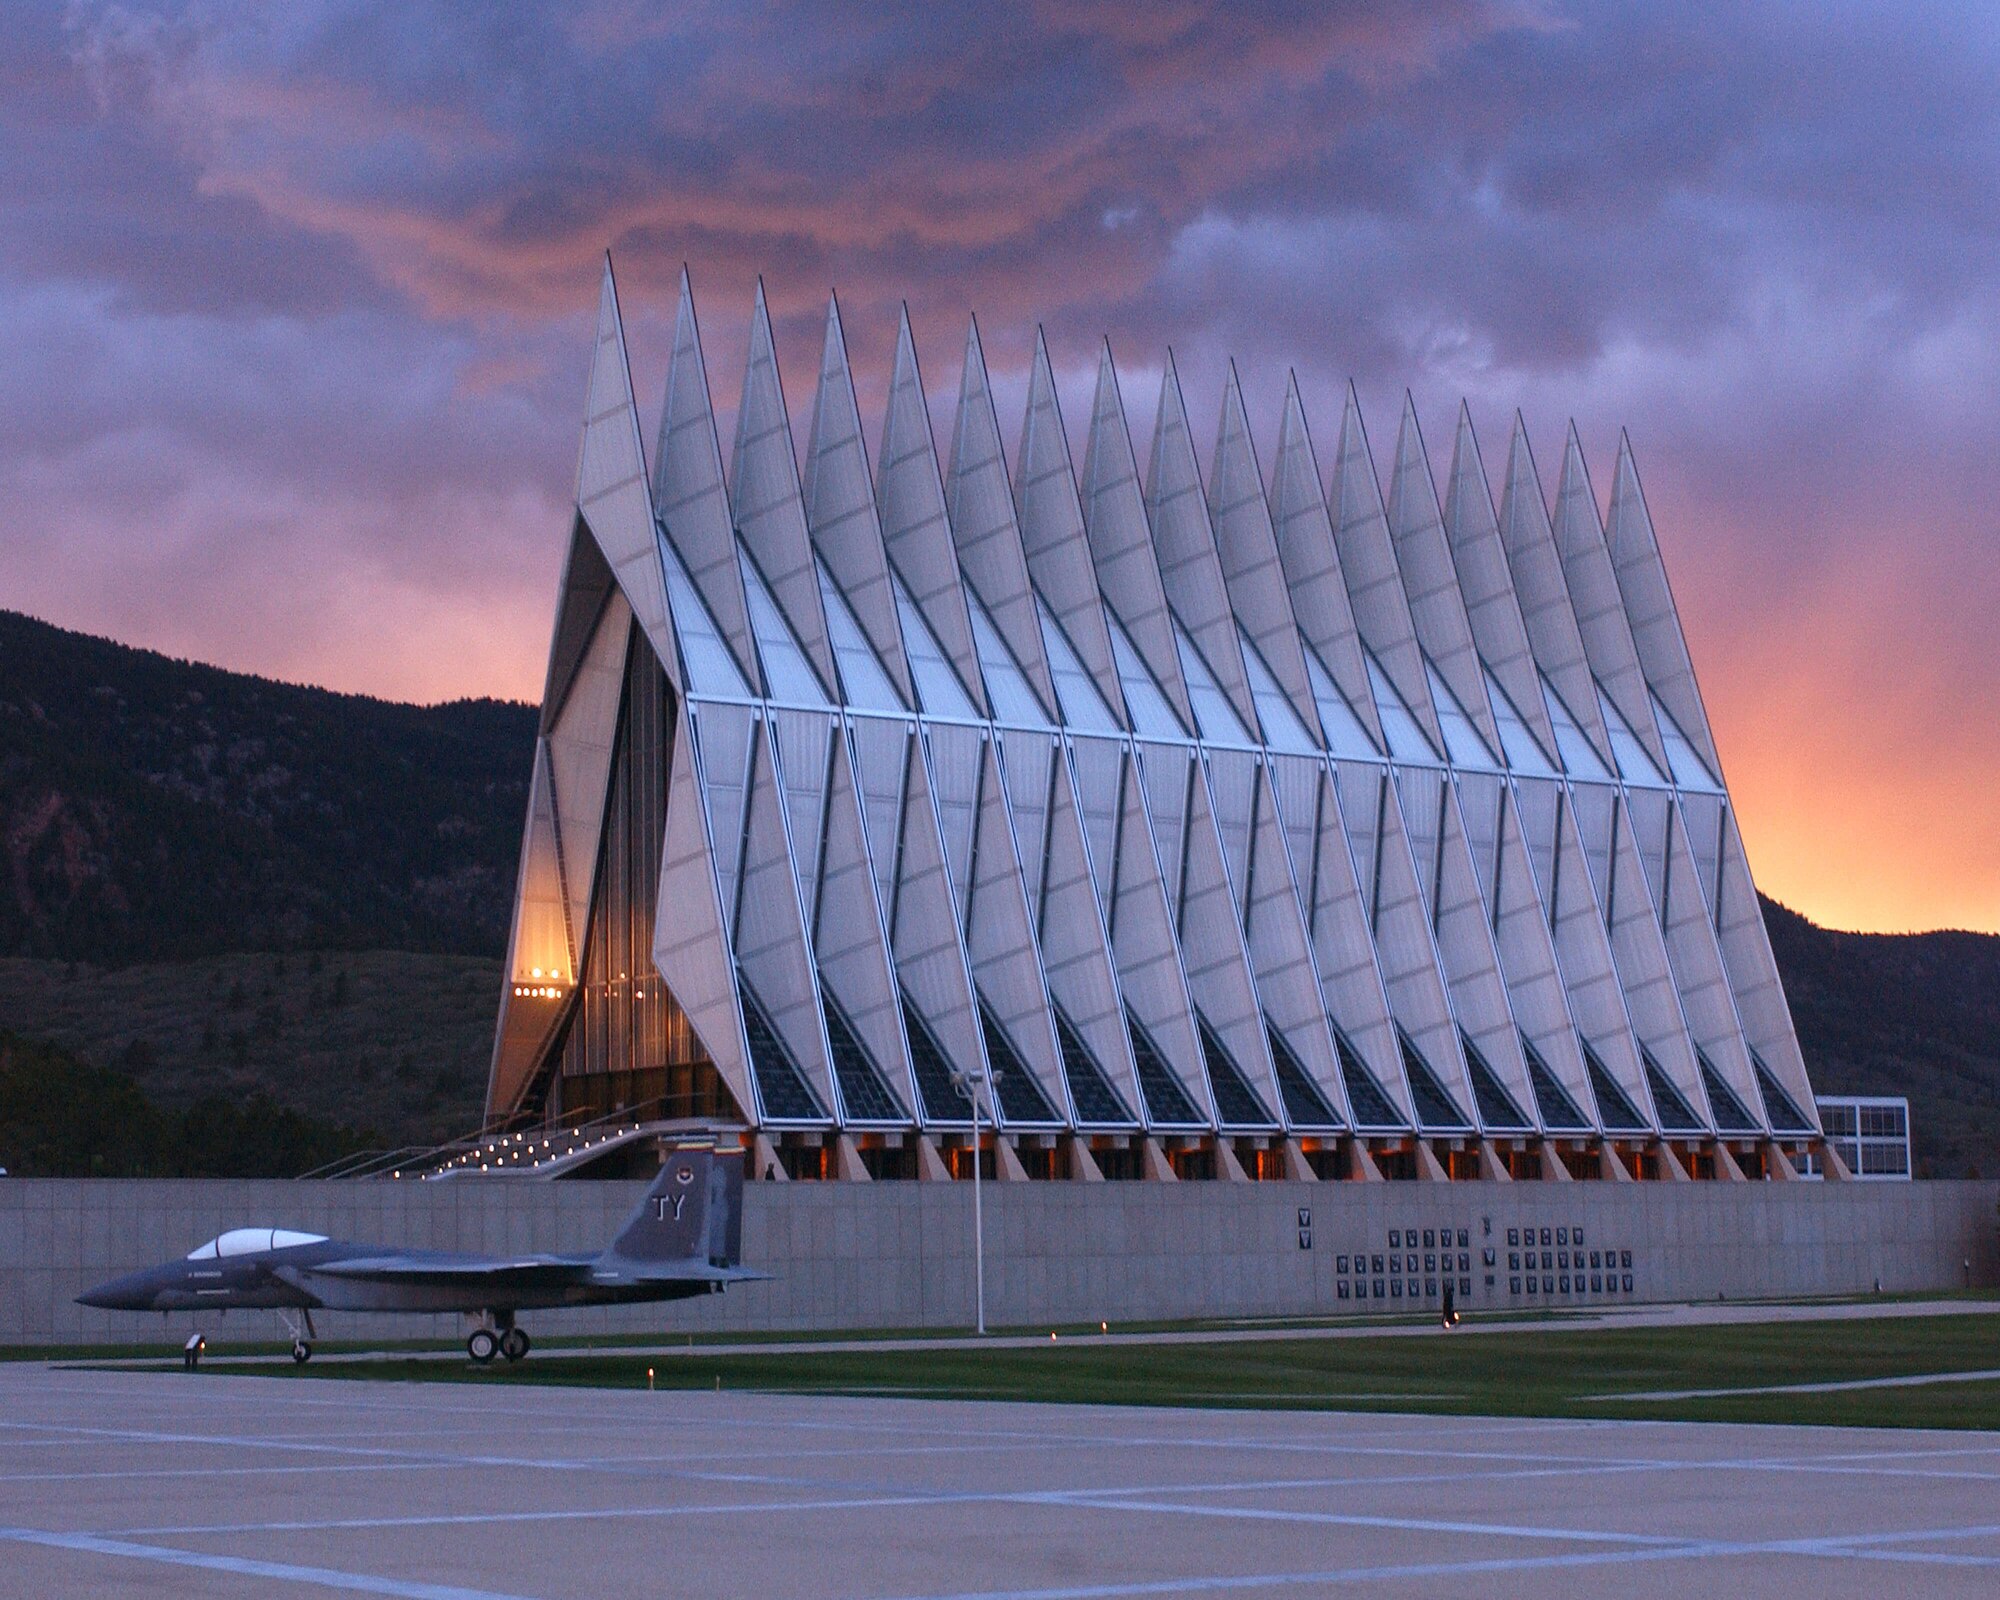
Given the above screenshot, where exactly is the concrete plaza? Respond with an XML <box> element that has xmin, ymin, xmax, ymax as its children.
<box><xmin>3</xmin><ymin>1365</ymin><xmax>1998</xmax><ymax>1598</ymax></box>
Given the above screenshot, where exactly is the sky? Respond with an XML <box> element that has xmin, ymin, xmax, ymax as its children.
<box><xmin>3</xmin><ymin>1</ymin><xmax>1997</xmax><ymax>936</ymax></box>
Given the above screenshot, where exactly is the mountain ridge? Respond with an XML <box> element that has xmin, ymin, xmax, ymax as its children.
<box><xmin>0</xmin><ymin>607</ymin><xmax>535</xmax><ymax>962</ymax></box>
<box><xmin>0</xmin><ymin>606</ymin><xmax>1993</xmax><ymax>1173</ymax></box>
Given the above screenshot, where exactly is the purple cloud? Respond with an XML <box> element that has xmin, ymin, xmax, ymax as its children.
<box><xmin>3</xmin><ymin>0</ymin><xmax>1997</xmax><ymax>930</ymax></box>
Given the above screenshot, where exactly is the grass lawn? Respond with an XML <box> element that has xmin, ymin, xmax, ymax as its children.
<box><xmin>173</xmin><ymin>1311</ymin><xmax>2000</xmax><ymax>1430</ymax></box>
<box><xmin>2</xmin><ymin>1311</ymin><xmax>1456</xmax><ymax>1363</ymax></box>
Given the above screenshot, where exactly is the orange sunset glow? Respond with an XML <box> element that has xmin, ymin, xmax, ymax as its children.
<box><xmin>3</xmin><ymin>3</ymin><xmax>1995</xmax><ymax>935</ymax></box>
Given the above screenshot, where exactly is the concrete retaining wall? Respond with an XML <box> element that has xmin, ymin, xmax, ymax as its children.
<box><xmin>3</xmin><ymin>1176</ymin><xmax>1994</xmax><ymax>1345</ymax></box>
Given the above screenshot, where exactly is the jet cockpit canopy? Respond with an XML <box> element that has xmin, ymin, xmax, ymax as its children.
<box><xmin>185</xmin><ymin>1229</ymin><xmax>328</xmax><ymax>1260</ymax></box>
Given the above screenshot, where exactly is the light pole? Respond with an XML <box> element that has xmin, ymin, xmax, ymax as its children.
<box><xmin>951</xmin><ymin>1064</ymin><xmax>998</xmax><ymax>1335</ymax></box>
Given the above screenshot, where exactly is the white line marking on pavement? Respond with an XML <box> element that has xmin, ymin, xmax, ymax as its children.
<box><xmin>875</xmin><ymin>1523</ymin><xmax>2000</xmax><ymax>1600</ymax></box>
<box><xmin>117</xmin><ymin>1493</ymin><xmax>980</xmax><ymax>1538</ymax></box>
<box><xmin>1602</xmin><ymin>1367</ymin><xmax>2000</xmax><ymax>1401</ymax></box>
<box><xmin>0</xmin><ymin>1526</ymin><xmax>539</xmax><ymax>1600</ymax></box>
<box><xmin>1035</xmin><ymin>1493</ymin><xmax>1691</xmax><ymax>1545</ymax></box>
<box><xmin>0</xmin><ymin>1418</ymin><xmax>820</xmax><ymax>1487</ymax></box>
<box><xmin>115</xmin><ymin>1485</ymin><xmax>1685</xmax><ymax>1549</ymax></box>
<box><xmin>0</xmin><ymin>1461</ymin><xmax>465</xmax><ymax>1485</ymax></box>
<box><xmin>0</xmin><ymin>1436</ymin><xmax>1054</xmax><ymax>1485</ymax></box>
<box><xmin>865</xmin><ymin>1543</ymin><xmax>1735</xmax><ymax>1600</ymax></box>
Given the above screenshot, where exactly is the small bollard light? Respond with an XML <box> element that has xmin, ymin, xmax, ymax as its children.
<box><xmin>1050</xmin><ymin>1331</ymin><xmax>1057</xmax><ymax>1342</ymax></box>
<box><xmin>647</xmin><ymin>1367</ymin><xmax>655</xmax><ymax>1391</ymax></box>
<box><xmin>1100</xmin><ymin>1321</ymin><xmax>1108</xmax><ymax>1334</ymax></box>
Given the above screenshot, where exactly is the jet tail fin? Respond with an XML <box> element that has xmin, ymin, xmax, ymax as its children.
<box><xmin>599</xmin><ymin>1133</ymin><xmax>747</xmax><ymax>1271</ymax></box>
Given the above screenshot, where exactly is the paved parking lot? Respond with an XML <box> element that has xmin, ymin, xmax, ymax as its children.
<box><xmin>3</xmin><ymin>1364</ymin><xmax>1999</xmax><ymax>1598</ymax></box>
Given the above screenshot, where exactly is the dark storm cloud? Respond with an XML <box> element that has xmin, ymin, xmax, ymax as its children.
<box><xmin>2</xmin><ymin>0</ymin><xmax>1997</xmax><ymax>929</ymax></box>
<box><xmin>0</xmin><ymin>4</ymin><xmax>392</xmax><ymax>317</ymax></box>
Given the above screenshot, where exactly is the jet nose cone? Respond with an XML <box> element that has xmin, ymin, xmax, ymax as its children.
<box><xmin>77</xmin><ymin>1270</ymin><xmax>158</xmax><ymax>1311</ymax></box>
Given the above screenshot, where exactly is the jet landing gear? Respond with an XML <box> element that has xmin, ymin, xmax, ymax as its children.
<box><xmin>465</xmin><ymin>1314</ymin><xmax>531</xmax><ymax>1366</ymax></box>
<box><xmin>277</xmin><ymin>1307</ymin><xmax>317</xmax><ymax>1364</ymax></box>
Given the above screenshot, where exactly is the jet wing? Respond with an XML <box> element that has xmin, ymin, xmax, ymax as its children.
<box><xmin>587</xmin><ymin>1258</ymin><xmax>773</xmax><ymax>1286</ymax></box>
<box><xmin>292</xmin><ymin>1253</ymin><xmax>593</xmax><ymax>1287</ymax></box>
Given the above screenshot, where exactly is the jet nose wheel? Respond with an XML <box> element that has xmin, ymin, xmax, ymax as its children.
<box><xmin>467</xmin><ymin>1328</ymin><xmax>500</xmax><ymax>1365</ymax></box>
<box><xmin>499</xmin><ymin>1328</ymin><xmax>530</xmax><ymax>1363</ymax></box>
<box><xmin>291</xmin><ymin>1340</ymin><xmax>313</xmax><ymax>1365</ymax></box>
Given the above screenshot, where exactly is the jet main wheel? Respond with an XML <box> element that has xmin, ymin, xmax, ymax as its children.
<box><xmin>291</xmin><ymin>1340</ymin><xmax>312</xmax><ymax>1365</ymax></box>
<box><xmin>466</xmin><ymin>1328</ymin><xmax>499</xmax><ymax>1365</ymax></box>
<box><xmin>499</xmin><ymin>1328</ymin><xmax>530</xmax><ymax>1363</ymax></box>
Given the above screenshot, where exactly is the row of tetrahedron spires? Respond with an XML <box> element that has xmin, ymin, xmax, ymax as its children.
<box><xmin>588</xmin><ymin>255</ymin><xmax>1718</xmax><ymax>801</ymax></box>
<box><xmin>508</xmin><ymin>257</ymin><xmax>1816</xmax><ymax>1151</ymax></box>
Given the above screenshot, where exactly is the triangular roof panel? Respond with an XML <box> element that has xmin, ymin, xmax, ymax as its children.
<box><xmin>1593</xmin><ymin>789</ymin><xmax>1711</xmax><ymax>1129</ymax></box>
<box><xmin>487</xmin><ymin>746</ymin><xmax>572</xmax><ymax>1114</ymax></box>
<box><xmin>1235</xmin><ymin>758</ymin><xmax>1349</xmax><ymax>1126</ymax></box>
<box><xmin>1350</xmin><ymin>760</ymin><xmax>1475</xmax><ymax>1128</ymax></box>
<box><xmin>1024</xmin><ymin>733</ymin><xmax>1145</xmax><ymax>1120</ymax></box>
<box><xmin>1268</xmin><ymin>377</ymin><xmax>1384</xmax><ymax>751</ymax></box>
<box><xmin>961</xmin><ymin>743</ymin><xmax>1071</xmax><ymax>1124</ymax></box>
<box><xmin>732</xmin><ymin>280</ymin><xmax>838</xmax><ymax>697</ymax></box>
<box><xmin>1712</xmin><ymin>805</ymin><xmax>1817</xmax><ymax>1127</ymax></box>
<box><xmin>652</xmin><ymin>266</ymin><xmax>758</xmax><ymax>690</ymax></box>
<box><xmin>545</xmin><ymin>593</ymin><xmax>631</xmax><ymax>961</ymax></box>
<box><xmin>652</xmin><ymin>700</ymin><xmax>757</xmax><ymax>1121</ymax></box>
<box><xmin>1484</xmin><ymin>781</ymin><xmax>1598</xmax><ymax>1129</ymax></box>
<box><xmin>1080</xmin><ymin>344</ymin><xmax>1198</xmax><ymax>733</ymax></box>
<box><xmin>1646</xmin><ymin>793</ymin><xmax>1767</xmax><ymax>1132</ymax></box>
<box><xmin>540</xmin><ymin>522</ymin><xmax>616</xmax><ymax>728</ymax></box>
<box><xmin>1209</xmin><ymin>363</ymin><xmax>1323</xmax><ymax>745</ymax></box>
<box><xmin>1441</xmin><ymin>405</ymin><xmax>1560</xmax><ymax>765</ymax></box>
<box><xmin>1264</xmin><ymin>755</ymin><xmax>1409</xmax><ymax>1123</ymax></box>
<box><xmin>890</xmin><ymin>719</ymin><xmax>993</xmax><ymax>1122</ymax></box>
<box><xmin>876</xmin><ymin>308</ymin><xmax>988</xmax><ymax>717</ymax></box>
<box><xmin>1552</xmin><ymin>426</ymin><xmax>1671</xmax><ymax>775</ymax></box>
<box><xmin>944</xmin><ymin>318</ymin><xmax>1057</xmax><ymax>720</ymax></box>
<box><xmin>1145</xmin><ymin>354</ymin><xmax>1262</xmax><ymax>739</ymax></box>
<box><xmin>1328</xmin><ymin>384</ymin><xmax>1445</xmax><ymax>752</ymax></box>
<box><xmin>1605</xmin><ymin>432</ymin><xmax>1725</xmax><ymax>778</ymax></box>
<box><xmin>731</xmin><ymin>718</ymin><xmax>839</xmax><ymax>1118</ymax></box>
<box><xmin>802</xmin><ymin>292</ymin><xmax>914</xmax><ymax>707</ymax></box>
<box><xmin>1014</xmin><ymin>331</ymin><xmax>1124</xmax><ymax>718</ymax></box>
<box><xmin>1497</xmin><ymin>417</ymin><xmax>1615</xmax><ymax>771</ymax></box>
<box><xmin>1385</xmin><ymin>396</ymin><xmax>1504</xmax><ymax>756</ymax></box>
<box><xmin>1072</xmin><ymin>736</ymin><xmax>1213</xmax><ymax>1124</ymax></box>
<box><xmin>575</xmin><ymin>257</ymin><xmax>680</xmax><ymax>688</ymax></box>
<box><xmin>1525</xmin><ymin>776</ymin><xmax>1656</xmax><ymax>1129</ymax></box>
<box><xmin>811</xmin><ymin>727</ymin><xmax>918</xmax><ymax>1120</ymax></box>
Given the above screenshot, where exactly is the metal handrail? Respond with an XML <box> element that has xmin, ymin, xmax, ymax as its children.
<box><xmin>295</xmin><ymin>1147</ymin><xmax>424</xmax><ymax>1181</ymax></box>
<box><xmin>405</xmin><ymin>1103</ymin><xmax>650</xmax><ymax>1179</ymax></box>
<box><xmin>358</xmin><ymin>1101</ymin><xmax>610</xmax><ymax>1181</ymax></box>
<box><xmin>324</xmin><ymin>1145</ymin><xmax>437</xmax><ymax>1181</ymax></box>
<box><xmin>306</xmin><ymin>1094</ymin><xmax>732</xmax><ymax>1180</ymax></box>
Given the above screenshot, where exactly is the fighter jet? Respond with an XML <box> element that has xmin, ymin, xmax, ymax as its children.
<box><xmin>78</xmin><ymin>1131</ymin><xmax>763</xmax><ymax>1365</ymax></box>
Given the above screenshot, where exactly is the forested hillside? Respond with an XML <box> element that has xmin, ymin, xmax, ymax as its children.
<box><xmin>0</xmin><ymin>608</ymin><xmax>1992</xmax><ymax>1175</ymax></box>
<box><xmin>1764</xmin><ymin>904</ymin><xmax>2000</xmax><ymax>1179</ymax></box>
<box><xmin>0</xmin><ymin>609</ymin><xmax>535</xmax><ymax>962</ymax></box>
